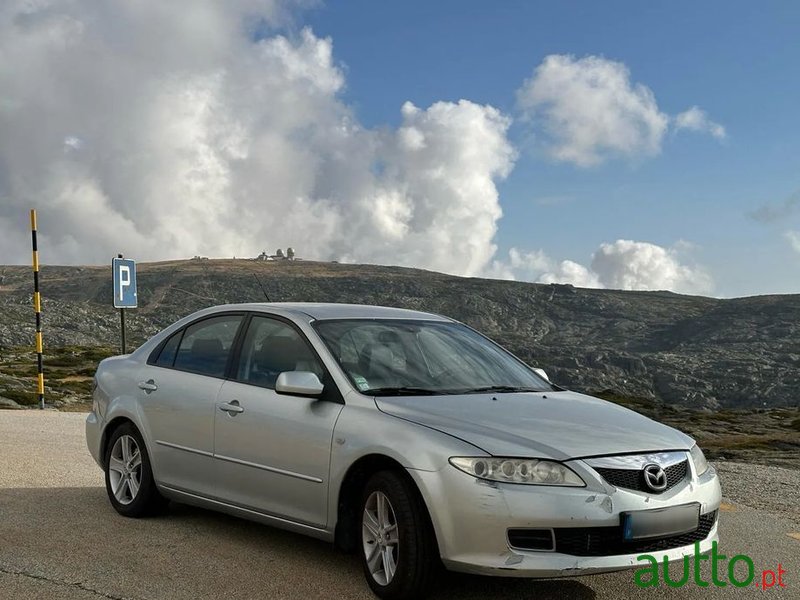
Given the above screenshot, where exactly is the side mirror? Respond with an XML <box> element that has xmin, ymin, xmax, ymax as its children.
<box><xmin>533</xmin><ymin>368</ymin><xmax>551</xmax><ymax>383</ymax></box>
<box><xmin>275</xmin><ymin>371</ymin><xmax>324</xmax><ymax>397</ymax></box>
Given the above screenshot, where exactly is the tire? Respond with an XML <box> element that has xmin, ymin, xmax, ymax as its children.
<box><xmin>359</xmin><ymin>471</ymin><xmax>438</xmax><ymax>599</ymax></box>
<box><xmin>104</xmin><ymin>422</ymin><xmax>166</xmax><ymax>517</ymax></box>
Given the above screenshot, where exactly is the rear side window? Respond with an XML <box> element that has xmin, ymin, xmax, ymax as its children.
<box><xmin>154</xmin><ymin>330</ymin><xmax>182</xmax><ymax>367</ymax></box>
<box><xmin>173</xmin><ymin>315</ymin><xmax>243</xmax><ymax>378</ymax></box>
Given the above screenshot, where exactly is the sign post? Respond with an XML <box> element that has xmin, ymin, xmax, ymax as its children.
<box><xmin>30</xmin><ymin>209</ymin><xmax>45</xmax><ymax>409</ymax></box>
<box><xmin>112</xmin><ymin>254</ymin><xmax>137</xmax><ymax>354</ymax></box>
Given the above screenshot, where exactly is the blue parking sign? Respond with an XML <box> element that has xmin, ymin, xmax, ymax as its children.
<box><xmin>112</xmin><ymin>258</ymin><xmax>137</xmax><ymax>308</ymax></box>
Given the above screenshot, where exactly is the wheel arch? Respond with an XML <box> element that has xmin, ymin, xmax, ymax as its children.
<box><xmin>334</xmin><ymin>453</ymin><xmax>438</xmax><ymax>554</ymax></box>
<box><xmin>100</xmin><ymin>416</ymin><xmax>138</xmax><ymax>462</ymax></box>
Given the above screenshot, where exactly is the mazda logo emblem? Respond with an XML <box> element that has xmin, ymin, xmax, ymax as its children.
<box><xmin>642</xmin><ymin>463</ymin><xmax>668</xmax><ymax>492</ymax></box>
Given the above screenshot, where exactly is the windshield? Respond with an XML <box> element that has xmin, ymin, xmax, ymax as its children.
<box><xmin>313</xmin><ymin>319</ymin><xmax>551</xmax><ymax>396</ymax></box>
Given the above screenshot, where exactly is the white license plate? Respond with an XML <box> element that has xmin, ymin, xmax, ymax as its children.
<box><xmin>622</xmin><ymin>503</ymin><xmax>700</xmax><ymax>540</ymax></box>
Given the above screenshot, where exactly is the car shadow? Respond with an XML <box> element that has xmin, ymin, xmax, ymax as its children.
<box><xmin>1</xmin><ymin>486</ymin><xmax>596</xmax><ymax>600</ymax></box>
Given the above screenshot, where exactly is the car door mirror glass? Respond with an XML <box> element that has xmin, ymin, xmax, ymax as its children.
<box><xmin>275</xmin><ymin>371</ymin><xmax>324</xmax><ymax>397</ymax></box>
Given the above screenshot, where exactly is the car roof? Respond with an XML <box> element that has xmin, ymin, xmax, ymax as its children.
<box><xmin>208</xmin><ymin>302</ymin><xmax>452</xmax><ymax>322</ymax></box>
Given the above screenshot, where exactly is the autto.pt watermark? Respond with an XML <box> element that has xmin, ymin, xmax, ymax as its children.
<box><xmin>635</xmin><ymin>541</ymin><xmax>789</xmax><ymax>590</ymax></box>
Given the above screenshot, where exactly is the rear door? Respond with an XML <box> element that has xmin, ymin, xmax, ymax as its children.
<box><xmin>213</xmin><ymin>314</ymin><xmax>343</xmax><ymax>526</ymax></box>
<box><xmin>137</xmin><ymin>313</ymin><xmax>244</xmax><ymax>497</ymax></box>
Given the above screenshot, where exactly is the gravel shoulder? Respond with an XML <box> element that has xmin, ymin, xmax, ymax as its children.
<box><xmin>714</xmin><ymin>460</ymin><xmax>800</xmax><ymax>527</ymax></box>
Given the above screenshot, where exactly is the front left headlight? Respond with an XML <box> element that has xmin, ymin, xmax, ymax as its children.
<box><xmin>690</xmin><ymin>444</ymin><xmax>709</xmax><ymax>475</ymax></box>
<box><xmin>449</xmin><ymin>457</ymin><xmax>585</xmax><ymax>487</ymax></box>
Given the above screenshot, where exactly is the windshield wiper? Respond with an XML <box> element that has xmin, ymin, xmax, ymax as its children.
<box><xmin>457</xmin><ymin>385</ymin><xmax>542</xmax><ymax>394</ymax></box>
<box><xmin>367</xmin><ymin>386</ymin><xmax>444</xmax><ymax>396</ymax></box>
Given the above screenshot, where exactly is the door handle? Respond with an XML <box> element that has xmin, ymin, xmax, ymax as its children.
<box><xmin>138</xmin><ymin>379</ymin><xmax>158</xmax><ymax>393</ymax></box>
<box><xmin>219</xmin><ymin>400</ymin><xmax>244</xmax><ymax>415</ymax></box>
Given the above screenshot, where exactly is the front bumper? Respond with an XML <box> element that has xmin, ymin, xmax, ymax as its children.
<box><xmin>444</xmin><ymin>527</ymin><xmax>719</xmax><ymax>578</ymax></box>
<box><xmin>410</xmin><ymin>458</ymin><xmax>722</xmax><ymax>578</ymax></box>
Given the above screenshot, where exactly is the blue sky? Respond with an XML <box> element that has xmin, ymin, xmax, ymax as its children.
<box><xmin>304</xmin><ymin>1</ymin><xmax>800</xmax><ymax>296</ymax></box>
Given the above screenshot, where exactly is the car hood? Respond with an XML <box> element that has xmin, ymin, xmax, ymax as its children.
<box><xmin>375</xmin><ymin>390</ymin><xmax>694</xmax><ymax>460</ymax></box>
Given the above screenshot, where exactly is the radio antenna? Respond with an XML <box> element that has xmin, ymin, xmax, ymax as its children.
<box><xmin>252</xmin><ymin>272</ymin><xmax>272</xmax><ymax>302</ymax></box>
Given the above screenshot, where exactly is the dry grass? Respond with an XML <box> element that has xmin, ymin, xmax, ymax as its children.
<box><xmin>0</xmin><ymin>346</ymin><xmax>114</xmax><ymax>409</ymax></box>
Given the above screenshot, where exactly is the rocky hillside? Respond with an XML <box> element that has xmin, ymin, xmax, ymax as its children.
<box><xmin>1</xmin><ymin>259</ymin><xmax>799</xmax><ymax>409</ymax></box>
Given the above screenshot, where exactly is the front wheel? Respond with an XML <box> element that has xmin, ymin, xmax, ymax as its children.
<box><xmin>104</xmin><ymin>422</ymin><xmax>166</xmax><ymax>517</ymax></box>
<box><xmin>359</xmin><ymin>471</ymin><xmax>438</xmax><ymax>599</ymax></box>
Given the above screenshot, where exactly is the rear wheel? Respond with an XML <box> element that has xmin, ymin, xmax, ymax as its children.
<box><xmin>359</xmin><ymin>471</ymin><xmax>437</xmax><ymax>599</ymax></box>
<box><xmin>104</xmin><ymin>422</ymin><xmax>166</xmax><ymax>517</ymax></box>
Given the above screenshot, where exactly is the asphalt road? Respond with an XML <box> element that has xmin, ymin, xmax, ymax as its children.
<box><xmin>1</xmin><ymin>411</ymin><xmax>798</xmax><ymax>600</ymax></box>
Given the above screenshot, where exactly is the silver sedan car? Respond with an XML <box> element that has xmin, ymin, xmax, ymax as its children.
<box><xmin>86</xmin><ymin>303</ymin><xmax>721</xmax><ymax>599</ymax></box>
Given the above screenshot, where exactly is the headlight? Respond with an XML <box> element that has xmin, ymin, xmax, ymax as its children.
<box><xmin>449</xmin><ymin>457</ymin><xmax>585</xmax><ymax>487</ymax></box>
<box><xmin>690</xmin><ymin>444</ymin><xmax>709</xmax><ymax>475</ymax></box>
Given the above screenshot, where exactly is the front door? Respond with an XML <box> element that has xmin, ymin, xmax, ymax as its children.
<box><xmin>213</xmin><ymin>315</ymin><xmax>343</xmax><ymax>527</ymax></box>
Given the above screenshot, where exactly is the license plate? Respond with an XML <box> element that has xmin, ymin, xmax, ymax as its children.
<box><xmin>622</xmin><ymin>503</ymin><xmax>700</xmax><ymax>541</ymax></box>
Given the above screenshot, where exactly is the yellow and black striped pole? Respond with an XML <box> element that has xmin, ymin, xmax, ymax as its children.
<box><xmin>31</xmin><ymin>209</ymin><xmax>44</xmax><ymax>410</ymax></box>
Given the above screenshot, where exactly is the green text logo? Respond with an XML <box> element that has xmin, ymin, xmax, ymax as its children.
<box><xmin>635</xmin><ymin>542</ymin><xmax>788</xmax><ymax>589</ymax></box>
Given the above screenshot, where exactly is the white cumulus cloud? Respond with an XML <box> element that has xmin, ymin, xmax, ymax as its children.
<box><xmin>487</xmin><ymin>247</ymin><xmax>551</xmax><ymax>280</ymax></box>
<box><xmin>675</xmin><ymin>106</ymin><xmax>726</xmax><ymax>139</ymax></box>
<box><xmin>517</xmin><ymin>54</ymin><xmax>725</xmax><ymax>166</ymax></box>
<box><xmin>493</xmin><ymin>240</ymin><xmax>712</xmax><ymax>295</ymax></box>
<box><xmin>539</xmin><ymin>260</ymin><xmax>603</xmax><ymax>288</ymax></box>
<box><xmin>0</xmin><ymin>0</ymin><xmax>515</xmax><ymax>277</ymax></box>
<box><xmin>786</xmin><ymin>231</ymin><xmax>800</xmax><ymax>254</ymax></box>
<box><xmin>589</xmin><ymin>239</ymin><xmax>712</xmax><ymax>294</ymax></box>
<box><xmin>517</xmin><ymin>54</ymin><xmax>670</xmax><ymax>166</ymax></box>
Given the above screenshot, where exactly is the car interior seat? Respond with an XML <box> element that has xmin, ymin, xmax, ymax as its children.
<box><xmin>190</xmin><ymin>338</ymin><xmax>225</xmax><ymax>376</ymax></box>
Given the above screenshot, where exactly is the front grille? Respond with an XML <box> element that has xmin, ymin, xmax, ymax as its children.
<box><xmin>553</xmin><ymin>511</ymin><xmax>717</xmax><ymax>557</ymax></box>
<box><xmin>594</xmin><ymin>460</ymin><xmax>688</xmax><ymax>493</ymax></box>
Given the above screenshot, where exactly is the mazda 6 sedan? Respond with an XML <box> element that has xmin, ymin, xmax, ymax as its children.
<box><xmin>86</xmin><ymin>303</ymin><xmax>721</xmax><ymax>599</ymax></box>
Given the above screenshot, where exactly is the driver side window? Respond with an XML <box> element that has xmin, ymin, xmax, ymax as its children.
<box><xmin>236</xmin><ymin>316</ymin><xmax>323</xmax><ymax>389</ymax></box>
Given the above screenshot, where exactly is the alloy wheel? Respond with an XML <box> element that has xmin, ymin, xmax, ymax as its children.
<box><xmin>362</xmin><ymin>490</ymin><xmax>400</xmax><ymax>585</ymax></box>
<box><xmin>108</xmin><ymin>434</ymin><xmax>142</xmax><ymax>505</ymax></box>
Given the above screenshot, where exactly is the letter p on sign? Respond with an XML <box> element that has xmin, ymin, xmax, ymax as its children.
<box><xmin>119</xmin><ymin>266</ymin><xmax>130</xmax><ymax>301</ymax></box>
<box><xmin>112</xmin><ymin>258</ymin><xmax>138</xmax><ymax>308</ymax></box>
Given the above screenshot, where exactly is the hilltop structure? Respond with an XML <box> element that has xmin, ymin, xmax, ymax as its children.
<box><xmin>254</xmin><ymin>248</ymin><xmax>297</xmax><ymax>261</ymax></box>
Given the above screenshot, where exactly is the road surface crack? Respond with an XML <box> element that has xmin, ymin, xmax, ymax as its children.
<box><xmin>0</xmin><ymin>564</ymin><xmax>147</xmax><ymax>600</ymax></box>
